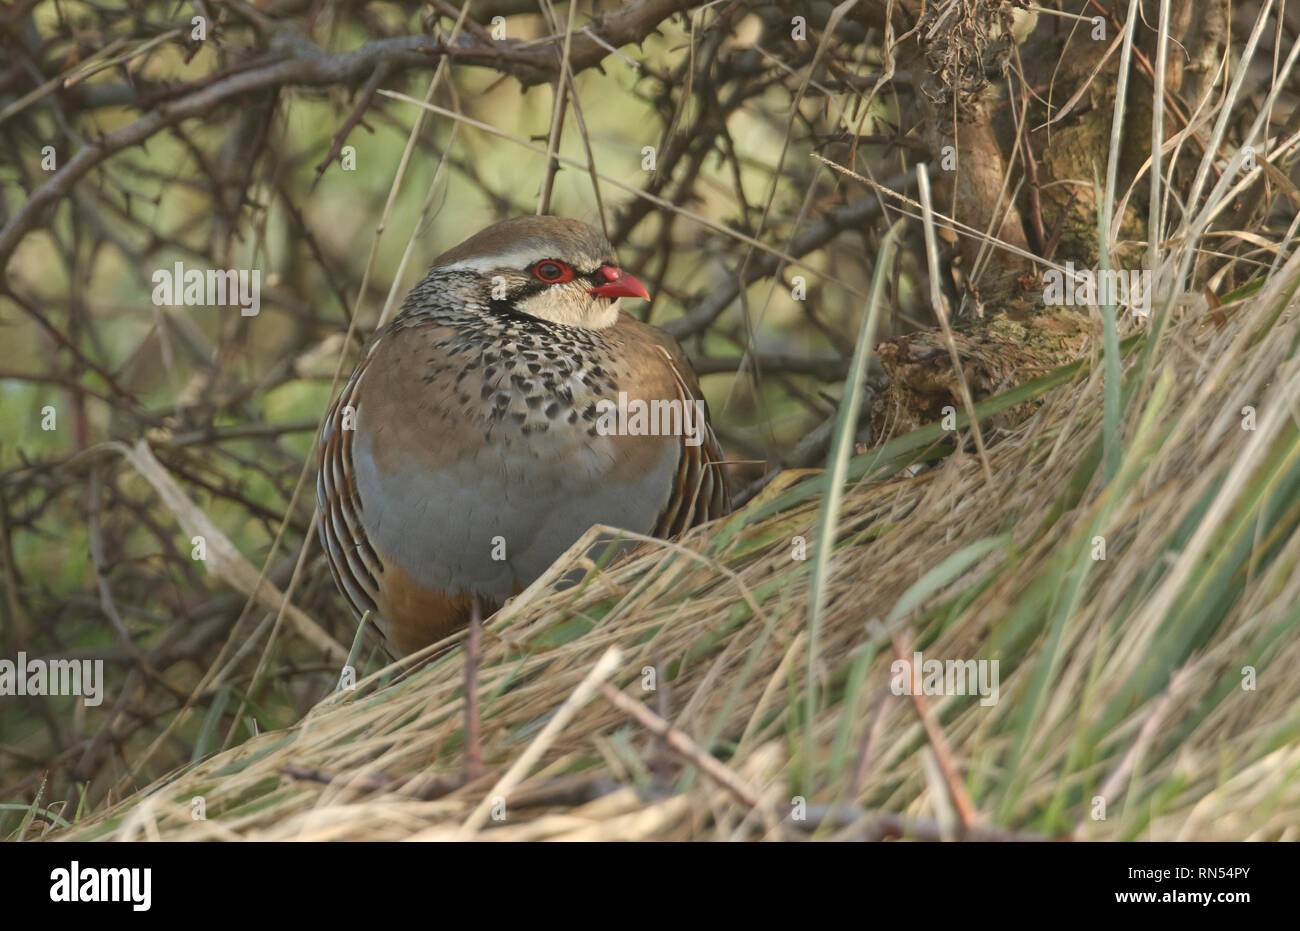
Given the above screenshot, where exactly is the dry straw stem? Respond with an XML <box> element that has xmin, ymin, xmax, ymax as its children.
<box><xmin>110</xmin><ymin>440</ymin><xmax>344</xmax><ymax>661</ymax></box>
<box><xmin>50</xmin><ymin>240</ymin><xmax>1300</xmax><ymax>838</ymax></box>
<box><xmin>916</xmin><ymin>162</ymin><xmax>992</xmax><ymax>483</ymax></box>
<box><xmin>450</xmin><ymin>645</ymin><xmax>623</xmax><ymax>839</ymax></box>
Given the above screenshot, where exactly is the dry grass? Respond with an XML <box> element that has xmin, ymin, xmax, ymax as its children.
<box><xmin>36</xmin><ymin>240</ymin><xmax>1300</xmax><ymax>840</ymax></box>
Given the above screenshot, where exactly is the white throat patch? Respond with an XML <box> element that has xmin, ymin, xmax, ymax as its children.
<box><xmin>515</xmin><ymin>287</ymin><xmax>620</xmax><ymax>329</ymax></box>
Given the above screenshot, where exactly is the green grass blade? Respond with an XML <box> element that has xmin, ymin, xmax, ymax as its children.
<box><xmin>801</xmin><ymin>218</ymin><xmax>905</xmax><ymax>794</ymax></box>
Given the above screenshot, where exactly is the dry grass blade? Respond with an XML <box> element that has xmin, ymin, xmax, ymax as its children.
<box><xmin>450</xmin><ymin>646</ymin><xmax>623</xmax><ymax>839</ymax></box>
<box><xmin>113</xmin><ymin>440</ymin><xmax>344</xmax><ymax>660</ymax></box>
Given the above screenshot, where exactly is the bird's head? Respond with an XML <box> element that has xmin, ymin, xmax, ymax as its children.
<box><xmin>428</xmin><ymin>216</ymin><xmax>648</xmax><ymax>329</ymax></box>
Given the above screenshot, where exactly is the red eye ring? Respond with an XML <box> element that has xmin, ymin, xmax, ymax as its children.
<box><xmin>532</xmin><ymin>260</ymin><xmax>573</xmax><ymax>283</ymax></box>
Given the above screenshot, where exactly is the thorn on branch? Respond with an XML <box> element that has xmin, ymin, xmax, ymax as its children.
<box><xmin>313</xmin><ymin>61</ymin><xmax>390</xmax><ymax>187</ymax></box>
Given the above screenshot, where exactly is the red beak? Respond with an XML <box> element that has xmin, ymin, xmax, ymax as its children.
<box><xmin>586</xmin><ymin>265</ymin><xmax>650</xmax><ymax>301</ymax></box>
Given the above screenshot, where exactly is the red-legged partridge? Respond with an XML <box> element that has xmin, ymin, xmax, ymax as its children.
<box><xmin>317</xmin><ymin>216</ymin><xmax>729</xmax><ymax>656</ymax></box>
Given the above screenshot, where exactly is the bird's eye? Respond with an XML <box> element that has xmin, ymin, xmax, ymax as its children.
<box><xmin>532</xmin><ymin>260</ymin><xmax>573</xmax><ymax>283</ymax></box>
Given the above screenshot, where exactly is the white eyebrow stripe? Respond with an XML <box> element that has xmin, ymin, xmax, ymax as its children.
<box><xmin>438</xmin><ymin>248</ymin><xmax>566</xmax><ymax>273</ymax></box>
